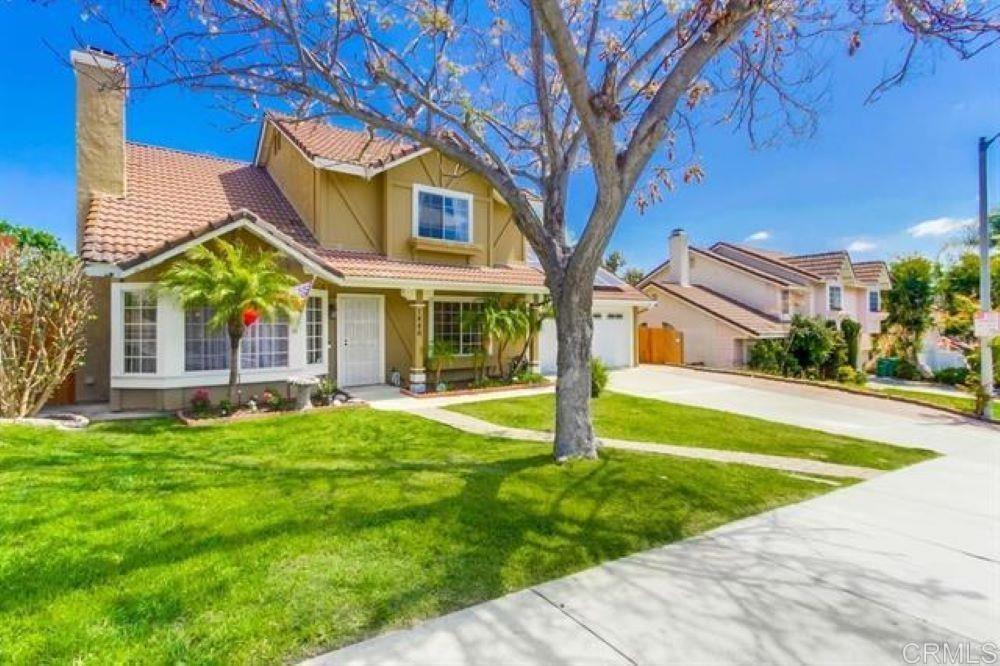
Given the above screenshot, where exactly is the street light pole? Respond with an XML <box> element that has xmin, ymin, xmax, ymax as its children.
<box><xmin>977</xmin><ymin>135</ymin><xmax>998</xmax><ymax>417</ymax></box>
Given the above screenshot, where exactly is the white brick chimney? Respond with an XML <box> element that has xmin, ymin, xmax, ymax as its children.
<box><xmin>667</xmin><ymin>228</ymin><xmax>690</xmax><ymax>286</ymax></box>
<box><xmin>72</xmin><ymin>48</ymin><xmax>126</xmax><ymax>254</ymax></box>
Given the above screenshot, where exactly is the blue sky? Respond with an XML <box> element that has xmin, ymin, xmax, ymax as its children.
<box><xmin>1</xmin><ymin>2</ymin><xmax>998</xmax><ymax>272</ymax></box>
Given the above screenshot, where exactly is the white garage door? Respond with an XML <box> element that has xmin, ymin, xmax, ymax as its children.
<box><xmin>539</xmin><ymin>307</ymin><xmax>632</xmax><ymax>375</ymax></box>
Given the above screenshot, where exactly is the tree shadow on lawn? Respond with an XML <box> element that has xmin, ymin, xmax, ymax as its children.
<box><xmin>0</xmin><ymin>412</ymin><xmax>821</xmax><ymax>662</ymax></box>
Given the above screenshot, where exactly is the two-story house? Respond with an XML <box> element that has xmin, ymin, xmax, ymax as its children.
<box><xmin>638</xmin><ymin>229</ymin><xmax>891</xmax><ymax>368</ymax></box>
<box><xmin>71</xmin><ymin>48</ymin><xmax>648</xmax><ymax>410</ymax></box>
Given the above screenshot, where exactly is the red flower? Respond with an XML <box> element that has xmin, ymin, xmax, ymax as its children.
<box><xmin>242</xmin><ymin>308</ymin><xmax>260</xmax><ymax>327</ymax></box>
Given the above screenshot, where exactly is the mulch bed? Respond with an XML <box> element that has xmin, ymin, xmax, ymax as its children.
<box><xmin>400</xmin><ymin>380</ymin><xmax>550</xmax><ymax>399</ymax></box>
<box><xmin>175</xmin><ymin>401</ymin><xmax>366</xmax><ymax>426</ymax></box>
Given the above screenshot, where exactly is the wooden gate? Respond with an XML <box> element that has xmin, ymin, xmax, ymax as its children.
<box><xmin>46</xmin><ymin>373</ymin><xmax>77</xmax><ymax>407</ymax></box>
<box><xmin>638</xmin><ymin>327</ymin><xmax>683</xmax><ymax>365</ymax></box>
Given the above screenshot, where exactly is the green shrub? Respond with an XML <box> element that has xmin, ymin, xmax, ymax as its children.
<box><xmin>840</xmin><ymin>318</ymin><xmax>862</xmax><ymax>369</ymax></box>
<box><xmin>819</xmin><ymin>321</ymin><xmax>849</xmax><ymax>380</ymax></box>
<box><xmin>513</xmin><ymin>371</ymin><xmax>545</xmax><ymax>385</ymax></box>
<box><xmin>933</xmin><ymin>367</ymin><xmax>969</xmax><ymax>386</ymax></box>
<box><xmin>788</xmin><ymin>315</ymin><xmax>838</xmax><ymax>376</ymax></box>
<box><xmin>836</xmin><ymin>365</ymin><xmax>857</xmax><ymax>384</ymax></box>
<box><xmin>894</xmin><ymin>358</ymin><xmax>921</xmax><ymax>381</ymax></box>
<box><xmin>853</xmin><ymin>371</ymin><xmax>868</xmax><ymax>386</ymax></box>
<box><xmin>747</xmin><ymin>339</ymin><xmax>786</xmax><ymax>375</ymax></box>
<box><xmin>590</xmin><ymin>358</ymin><xmax>609</xmax><ymax>398</ymax></box>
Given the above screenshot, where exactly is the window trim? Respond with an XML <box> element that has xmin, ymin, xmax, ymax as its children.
<box><xmin>827</xmin><ymin>284</ymin><xmax>843</xmax><ymax>311</ymax></box>
<box><xmin>305</xmin><ymin>290</ymin><xmax>329</xmax><ymax>368</ymax></box>
<box><xmin>121</xmin><ymin>286</ymin><xmax>159</xmax><ymax>375</ymax></box>
<box><xmin>112</xmin><ymin>283</ymin><xmax>162</xmax><ymax>377</ymax></box>
<box><xmin>429</xmin><ymin>297</ymin><xmax>483</xmax><ymax>357</ymax></box>
<box><xmin>868</xmin><ymin>288</ymin><xmax>881</xmax><ymax>313</ymax></box>
<box><xmin>412</xmin><ymin>184</ymin><xmax>474</xmax><ymax>245</ymax></box>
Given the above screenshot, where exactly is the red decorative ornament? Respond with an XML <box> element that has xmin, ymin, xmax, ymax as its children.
<box><xmin>242</xmin><ymin>307</ymin><xmax>260</xmax><ymax>327</ymax></box>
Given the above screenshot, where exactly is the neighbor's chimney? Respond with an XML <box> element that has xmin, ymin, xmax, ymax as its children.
<box><xmin>667</xmin><ymin>228</ymin><xmax>690</xmax><ymax>286</ymax></box>
<box><xmin>72</xmin><ymin>48</ymin><xmax>126</xmax><ymax>254</ymax></box>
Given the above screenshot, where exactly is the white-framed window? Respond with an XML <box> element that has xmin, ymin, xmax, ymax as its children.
<box><xmin>241</xmin><ymin>314</ymin><xmax>290</xmax><ymax>369</ymax></box>
<box><xmin>432</xmin><ymin>300</ymin><xmax>482</xmax><ymax>356</ymax></box>
<box><xmin>306</xmin><ymin>296</ymin><xmax>324</xmax><ymax>365</ymax></box>
<box><xmin>828</xmin><ymin>285</ymin><xmax>843</xmax><ymax>311</ymax></box>
<box><xmin>868</xmin><ymin>289</ymin><xmax>881</xmax><ymax>313</ymax></box>
<box><xmin>122</xmin><ymin>289</ymin><xmax>157</xmax><ymax>374</ymax></box>
<box><xmin>185</xmin><ymin>307</ymin><xmax>229</xmax><ymax>371</ymax></box>
<box><xmin>413</xmin><ymin>185</ymin><xmax>473</xmax><ymax>243</ymax></box>
<box><xmin>781</xmin><ymin>290</ymin><xmax>790</xmax><ymax>316</ymax></box>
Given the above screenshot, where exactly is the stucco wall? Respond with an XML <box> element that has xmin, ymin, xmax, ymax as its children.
<box><xmin>77</xmin><ymin>275</ymin><xmax>111</xmax><ymax>402</ymax></box>
<box><xmin>640</xmin><ymin>287</ymin><xmax>747</xmax><ymax>368</ymax></box>
<box><xmin>260</xmin><ymin>125</ymin><xmax>526</xmax><ymax>266</ymax></box>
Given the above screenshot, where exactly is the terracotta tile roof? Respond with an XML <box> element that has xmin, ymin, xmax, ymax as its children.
<box><xmin>647</xmin><ymin>281</ymin><xmax>788</xmax><ymax>337</ymax></box>
<box><xmin>311</xmin><ymin>246</ymin><xmax>546</xmax><ymax>287</ymax></box>
<box><xmin>82</xmin><ymin>143</ymin><xmax>311</xmax><ymax>264</ymax></box>
<box><xmin>709</xmin><ymin>242</ymin><xmax>821</xmax><ymax>284</ymax></box>
<box><xmin>784</xmin><ymin>251</ymin><xmax>853</xmax><ymax>280</ymax></box>
<box><xmin>852</xmin><ymin>260</ymin><xmax>889</xmax><ymax>283</ymax></box>
<box><xmin>268</xmin><ymin>115</ymin><xmax>423</xmax><ymax>169</ymax></box>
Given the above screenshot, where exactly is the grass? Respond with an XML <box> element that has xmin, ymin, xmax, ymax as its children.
<box><xmin>0</xmin><ymin>409</ymin><xmax>843</xmax><ymax>665</ymax></box>
<box><xmin>447</xmin><ymin>391</ymin><xmax>936</xmax><ymax>470</ymax></box>
<box><xmin>878</xmin><ymin>387</ymin><xmax>999</xmax><ymax>418</ymax></box>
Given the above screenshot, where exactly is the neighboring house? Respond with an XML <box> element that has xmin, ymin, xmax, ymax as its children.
<box><xmin>637</xmin><ymin>229</ymin><xmax>890</xmax><ymax>368</ymax></box>
<box><xmin>71</xmin><ymin>49</ymin><xmax>649</xmax><ymax>410</ymax></box>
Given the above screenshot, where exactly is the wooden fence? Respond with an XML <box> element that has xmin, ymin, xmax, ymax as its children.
<box><xmin>638</xmin><ymin>327</ymin><xmax>683</xmax><ymax>365</ymax></box>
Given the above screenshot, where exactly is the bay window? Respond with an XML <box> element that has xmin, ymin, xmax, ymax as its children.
<box><xmin>184</xmin><ymin>307</ymin><xmax>229</xmax><ymax>371</ymax></box>
<box><xmin>414</xmin><ymin>186</ymin><xmax>472</xmax><ymax>243</ymax></box>
<box><xmin>432</xmin><ymin>300</ymin><xmax>482</xmax><ymax>356</ymax></box>
<box><xmin>306</xmin><ymin>296</ymin><xmax>324</xmax><ymax>365</ymax></box>
<box><xmin>122</xmin><ymin>290</ymin><xmax>157</xmax><ymax>374</ymax></box>
<box><xmin>240</xmin><ymin>314</ymin><xmax>289</xmax><ymax>369</ymax></box>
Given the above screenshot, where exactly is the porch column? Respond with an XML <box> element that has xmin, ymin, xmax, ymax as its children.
<box><xmin>409</xmin><ymin>300</ymin><xmax>428</xmax><ymax>393</ymax></box>
<box><xmin>528</xmin><ymin>299</ymin><xmax>542</xmax><ymax>374</ymax></box>
<box><xmin>402</xmin><ymin>288</ymin><xmax>432</xmax><ymax>393</ymax></box>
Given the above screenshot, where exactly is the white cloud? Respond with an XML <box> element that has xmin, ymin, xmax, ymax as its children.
<box><xmin>907</xmin><ymin>216</ymin><xmax>974</xmax><ymax>238</ymax></box>
<box><xmin>744</xmin><ymin>230</ymin><xmax>770</xmax><ymax>242</ymax></box>
<box><xmin>847</xmin><ymin>240</ymin><xmax>877</xmax><ymax>253</ymax></box>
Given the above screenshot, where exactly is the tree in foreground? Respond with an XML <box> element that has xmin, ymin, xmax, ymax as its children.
<box><xmin>158</xmin><ymin>240</ymin><xmax>302</xmax><ymax>403</ymax></box>
<box><xmin>0</xmin><ymin>242</ymin><xmax>92</xmax><ymax>417</ymax></box>
<box><xmin>82</xmin><ymin>0</ymin><xmax>998</xmax><ymax>460</ymax></box>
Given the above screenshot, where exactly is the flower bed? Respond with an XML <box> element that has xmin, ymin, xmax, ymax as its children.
<box><xmin>177</xmin><ymin>383</ymin><xmax>364</xmax><ymax>425</ymax></box>
<box><xmin>401</xmin><ymin>376</ymin><xmax>550</xmax><ymax>399</ymax></box>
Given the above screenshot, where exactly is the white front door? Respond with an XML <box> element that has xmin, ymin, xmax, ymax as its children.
<box><xmin>337</xmin><ymin>294</ymin><xmax>384</xmax><ymax>386</ymax></box>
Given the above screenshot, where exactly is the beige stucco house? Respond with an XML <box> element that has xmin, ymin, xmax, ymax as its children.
<box><xmin>638</xmin><ymin>229</ymin><xmax>890</xmax><ymax>368</ymax></box>
<box><xmin>71</xmin><ymin>48</ymin><xmax>649</xmax><ymax>410</ymax></box>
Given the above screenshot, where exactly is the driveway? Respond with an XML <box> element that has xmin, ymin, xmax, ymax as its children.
<box><xmin>307</xmin><ymin>366</ymin><xmax>1000</xmax><ymax>666</ymax></box>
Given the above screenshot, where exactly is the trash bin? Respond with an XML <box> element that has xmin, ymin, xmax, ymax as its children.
<box><xmin>876</xmin><ymin>357</ymin><xmax>899</xmax><ymax>378</ymax></box>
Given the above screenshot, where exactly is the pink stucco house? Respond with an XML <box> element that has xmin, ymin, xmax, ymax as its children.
<box><xmin>638</xmin><ymin>229</ymin><xmax>890</xmax><ymax>368</ymax></box>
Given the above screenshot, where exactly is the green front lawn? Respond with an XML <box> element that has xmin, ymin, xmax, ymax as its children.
<box><xmin>1</xmin><ymin>410</ymin><xmax>840</xmax><ymax>664</ymax></box>
<box><xmin>879</xmin><ymin>387</ymin><xmax>999</xmax><ymax>418</ymax></box>
<box><xmin>448</xmin><ymin>391</ymin><xmax>936</xmax><ymax>470</ymax></box>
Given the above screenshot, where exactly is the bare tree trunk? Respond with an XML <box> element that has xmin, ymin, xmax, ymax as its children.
<box><xmin>552</xmin><ymin>282</ymin><xmax>597</xmax><ymax>461</ymax></box>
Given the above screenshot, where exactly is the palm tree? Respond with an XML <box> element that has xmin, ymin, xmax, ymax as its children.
<box><xmin>158</xmin><ymin>239</ymin><xmax>302</xmax><ymax>402</ymax></box>
<box><xmin>428</xmin><ymin>338</ymin><xmax>456</xmax><ymax>388</ymax></box>
<box><xmin>512</xmin><ymin>300</ymin><xmax>552</xmax><ymax>373</ymax></box>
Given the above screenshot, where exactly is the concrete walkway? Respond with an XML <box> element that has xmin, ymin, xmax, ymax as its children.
<box><xmin>415</xmin><ymin>406</ymin><xmax>882</xmax><ymax>480</ymax></box>
<box><xmin>307</xmin><ymin>366</ymin><xmax>1000</xmax><ymax>666</ymax></box>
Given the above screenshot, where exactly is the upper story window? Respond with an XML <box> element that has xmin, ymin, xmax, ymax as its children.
<box><xmin>414</xmin><ymin>185</ymin><xmax>472</xmax><ymax>243</ymax></box>
<box><xmin>780</xmin><ymin>290</ymin><xmax>791</xmax><ymax>316</ymax></box>
<box><xmin>123</xmin><ymin>290</ymin><xmax>157</xmax><ymax>374</ymax></box>
<box><xmin>828</xmin><ymin>285</ymin><xmax>843</xmax><ymax>311</ymax></box>
<box><xmin>868</xmin><ymin>289</ymin><xmax>881</xmax><ymax>313</ymax></box>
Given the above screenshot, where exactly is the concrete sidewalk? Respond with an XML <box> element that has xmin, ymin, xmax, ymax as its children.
<box><xmin>306</xmin><ymin>366</ymin><xmax>1000</xmax><ymax>666</ymax></box>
